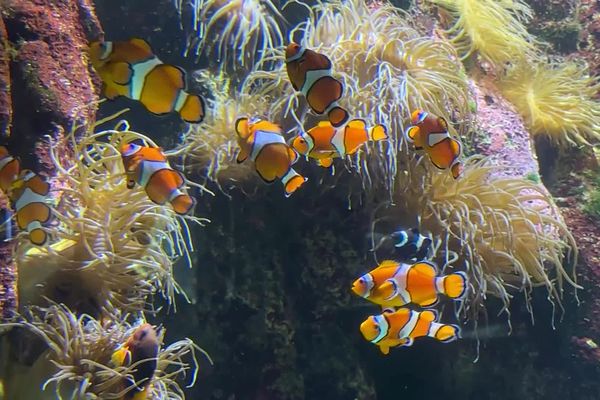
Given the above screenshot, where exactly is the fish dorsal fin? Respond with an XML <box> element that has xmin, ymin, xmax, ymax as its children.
<box><xmin>437</xmin><ymin>116</ymin><xmax>449</xmax><ymax>131</ymax></box>
<box><xmin>412</xmin><ymin>261</ymin><xmax>438</xmax><ymax>278</ymax></box>
<box><xmin>420</xmin><ymin>309</ymin><xmax>438</xmax><ymax>322</ymax></box>
<box><xmin>317</xmin><ymin>120</ymin><xmax>332</xmax><ymax>128</ymax></box>
<box><xmin>155</xmin><ymin>64</ymin><xmax>185</xmax><ymax>90</ymax></box>
<box><xmin>376</xmin><ymin>260</ymin><xmax>400</xmax><ymax>270</ymax></box>
<box><xmin>235</xmin><ymin>118</ymin><xmax>250</xmax><ymax>139</ymax></box>
<box><xmin>347</xmin><ymin>119</ymin><xmax>367</xmax><ymax>131</ymax></box>
<box><xmin>129</xmin><ymin>38</ymin><xmax>154</xmax><ymax>56</ymax></box>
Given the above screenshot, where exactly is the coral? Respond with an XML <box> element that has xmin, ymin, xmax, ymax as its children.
<box><xmin>175</xmin><ymin>0</ymin><xmax>285</xmax><ymax>70</ymax></box>
<box><xmin>396</xmin><ymin>156</ymin><xmax>579</xmax><ymax>321</ymax></box>
<box><xmin>0</xmin><ymin>17</ymin><xmax>10</xmax><ymax>139</ymax></box>
<box><xmin>17</xmin><ymin>116</ymin><xmax>208</xmax><ymax>315</ymax></box>
<box><xmin>0</xmin><ymin>303</ymin><xmax>209</xmax><ymax>399</ymax></box>
<box><xmin>498</xmin><ymin>61</ymin><xmax>600</xmax><ymax>146</ymax></box>
<box><xmin>426</xmin><ymin>0</ymin><xmax>538</xmax><ymax>67</ymax></box>
<box><xmin>240</xmin><ymin>0</ymin><xmax>470</xmax><ymax>192</ymax></box>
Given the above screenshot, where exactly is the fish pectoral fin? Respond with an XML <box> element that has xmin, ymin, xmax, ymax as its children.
<box><xmin>380</xmin><ymin>279</ymin><xmax>398</xmax><ymax>301</ymax></box>
<box><xmin>107</xmin><ymin>62</ymin><xmax>133</xmax><ymax>86</ymax></box>
<box><xmin>235</xmin><ymin>118</ymin><xmax>250</xmax><ymax>139</ymax></box>
<box><xmin>317</xmin><ymin>157</ymin><xmax>333</xmax><ymax>168</ymax></box>
<box><xmin>236</xmin><ymin>148</ymin><xmax>249</xmax><ymax>163</ymax></box>
<box><xmin>287</xmin><ymin>147</ymin><xmax>299</xmax><ymax>164</ymax></box>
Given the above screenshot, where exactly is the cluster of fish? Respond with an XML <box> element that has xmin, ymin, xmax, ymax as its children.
<box><xmin>0</xmin><ymin>146</ymin><xmax>52</xmax><ymax>246</ymax></box>
<box><xmin>111</xmin><ymin>323</ymin><xmax>159</xmax><ymax>400</ymax></box>
<box><xmin>235</xmin><ymin>42</ymin><xmax>389</xmax><ymax>196</ymax></box>
<box><xmin>352</xmin><ymin>227</ymin><xmax>467</xmax><ymax>354</ymax></box>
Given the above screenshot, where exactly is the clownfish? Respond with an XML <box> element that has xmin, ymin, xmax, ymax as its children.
<box><xmin>111</xmin><ymin>323</ymin><xmax>159</xmax><ymax>400</ymax></box>
<box><xmin>0</xmin><ymin>146</ymin><xmax>20</xmax><ymax>193</ymax></box>
<box><xmin>88</xmin><ymin>38</ymin><xmax>205</xmax><ymax>123</ymax></box>
<box><xmin>360</xmin><ymin>308</ymin><xmax>461</xmax><ymax>354</ymax></box>
<box><xmin>351</xmin><ymin>260</ymin><xmax>467</xmax><ymax>308</ymax></box>
<box><xmin>285</xmin><ymin>42</ymin><xmax>349</xmax><ymax>127</ymax></box>
<box><xmin>290</xmin><ymin>119</ymin><xmax>387</xmax><ymax>167</ymax></box>
<box><xmin>8</xmin><ymin>170</ymin><xmax>51</xmax><ymax>246</ymax></box>
<box><xmin>235</xmin><ymin>117</ymin><xmax>307</xmax><ymax>197</ymax></box>
<box><xmin>389</xmin><ymin>227</ymin><xmax>432</xmax><ymax>262</ymax></box>
<box><xmin>405</xmin><ymin>110</ymin><xmax>462</xmax><ymax>179</ymax></box>
<box><xmin>120</xmin><ymin>143</ymin><xmax>196</xmax><ymax>215</ymax></box>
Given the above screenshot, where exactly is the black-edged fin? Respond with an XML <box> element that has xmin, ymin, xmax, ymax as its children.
<box><xmin>108</xmin><ymin>62</ymin><xmax>133</xmax><ymax>86</ymax></box>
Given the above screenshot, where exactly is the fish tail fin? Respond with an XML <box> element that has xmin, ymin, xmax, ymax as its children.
<box><xmin>369</xmin><ymin>124</ymin><xmax>388</xmax><ymax>142</ymax></box>
<box><xmin>281</xmin><ymin>168</ymin><xmax>307</xmax><ymax>197</ymax></box>
<box><xmin>431</xmin><ymin>322</ymin><xmax>461</xmax><ymax>343</ymax></box>
<box><xmin>170</xmin><ymin>193</ymin><xmax>196</xmax><ymax>215</ymax></box>
<box><xmin>178</xmin><ymin>93</ymin><xmax>206</xmax><ymax>123</ymax></box>
<box><xmin>328</xmin><ymin>106</ymin><xmax>349</xmax><ymax>128</ymax></box>
<box><xmin>437</xmin><ymin>271</ymin><xmax>467</xmax><ymax>300</ymax></box>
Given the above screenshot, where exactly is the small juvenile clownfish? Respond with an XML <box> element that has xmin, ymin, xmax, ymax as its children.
<box><xmin>111</xmin><ymin>323</ymin><xmax>159</xmax><ymax>400</ymax></box>
<box><xmin>120</xmin><ymin>143</ymin><xmax>196</xmax><ymax>215</ymax></box>
<box><xmin>389</xmin><ymin>227</ymin><xmax>432</xmax><ymax>262</ymax></box>
<box><xmin>360</xmin><ymin>308</ymin><xmax>461</xmax><ymax>354</ymax></box>
<box><xmin>88</xmin><ymin>38</ymin><xmax>205</xmax><ymax>123</ymax></box>
<box><xmin>351</xmin><ymin>260</ymin><xmax>467</xmax><ymax>308</ymax></box>
<box><xmin>235</xmin><ymin>117</ymin><xmax>307</xmax><ymax>197</ymax></box>
<box><xmin>285</xmin><ymin>42</ymin><xmax>349</xmax><ymax>127</ymax></box>
<box><xmin>0</xmin><ymin>146</ymin><xmax>20</xmax><ymax>193</ymax></box>
<box><xmin>8</xmin><ymin>170</ymin><xmax>51</xmax><ymax>246</ymax></box>
<box><xmin>405</xmin><ymin>110</ymin><xmax>462</xmax><ymax>179</ymax></box>
<box><xmin>290</xmin><ymin>119</ymin><xmax>387</xmax><ymax>167</ymax></box>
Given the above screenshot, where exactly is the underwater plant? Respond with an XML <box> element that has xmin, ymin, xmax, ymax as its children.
<box><xmin>394</xmin><ymin>156</ymin><xmax>578</xmax><ymax>322</ymax></box>
<box><xmin>17</xmin><ymin>116</ymin><xmax>208</xmax><ymax>315</ymax></box>
<box><xmin>498</xmin><ymin>61</ymin><xmax>600</xmax><ymax>146</ymax></box>
<box><xmin>426</xmin><ymin>0</ymin><xmax>538</xmax><ymax>68</ymax></box>
<box><xmin>1</xmin><ymin>303</ymin><xmax>210</xmax><ymax>399</ymax></box>
<box><xmin>176</xmin><ymin>0</ymin><xmax>285</xmax><ymax>70</ymax></box>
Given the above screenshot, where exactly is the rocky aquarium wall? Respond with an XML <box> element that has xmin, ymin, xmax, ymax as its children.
<box><xmin>0</xmin><ymin>0</ymin><xmax>600</xmax><ymax>399</ymax></box>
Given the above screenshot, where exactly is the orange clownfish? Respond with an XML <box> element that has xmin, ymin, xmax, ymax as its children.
<box><xmin>235</xmin><ymin>117</ymin><xmax>307</xmax><ymax>197</ymax></box>
<box><xmin>120</xmin><ymin>143</ymin><xmax>196</xmax><ymax>215</ymax></box>
<box><xmin>9</xmin><ymin>170</ymin><xmax>51</xmax><ymax>246</ymax></box>
<box><xmin>89</xmin><ymin>38</ymin><xmax>205</xmax><ymax>123</ymax></box>
<box><xmin>360</xmin><ymin>308</ymin><xmax>461</xmax><ymax>354</ymax></box>
<box><xmin>0</xmin><ymin>146</ymin><xmax>20</xmax><ymax>193</ymax></box>
<box><xmin>405</xmin><ymin>110</ymin><xmax>462</xmax><ymax>179</ymax></box>
<box><xmin>111</xmin><ymin>323</ymin><xmax>159</xmax><ymax>400</ymax></box>
<box><xmin>290</xmin><ymin>119</ymin><xmax>387</xmax><ymax>167</ymax></box>
<box><xmin>351</xmin><ymin>260</ymin><xmax>467</xmax><ymax>308</ymax></box>
<box><xmin>285</xmin><ymin>42</ymin><xmax>349</xmax><ymax>128</ymax></box>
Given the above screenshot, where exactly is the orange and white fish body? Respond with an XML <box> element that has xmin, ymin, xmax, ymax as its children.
<box><xmin>120</xmin><ymin>143</ymin><xmax>196</xmax><ymax>215</ymax></box>
<box><xmin>111</xmin><ymin>323</ymin><xmax>159</xmax><ymax>400</ymax></box>
<box><xmin>89</xmin><ymin>38</ymin><xmax>205</xmax><ymax>123</ymax></box>
<box><xmin>235</xmin><ymin>117</ymin><xmax>307</xmax><ymax>197</ymax></box>
<box><xmin>360</xmin><ymin>308</ymin><xmax>461</xmax><ymax>354</ymax></box>
<box><xmin>9</xmin><ymin>170</ymin><xmax>51</xmax><ymax>246</ymax></box>
<box><xmin>0</xmin><ymin>146</ymin><xmax>20</xmax><ymax>193</ymax></box>
<box><xmin>285</xmin><ymin>42</ymin><xmax>349</xmax><ymax>128</ymax></box>
<box><xmin>351</xmin><ymin>260</ymin><xmax>467</xmax><ymax>308</ymax></box>
<box><xmin>405</xmin><ymin>110</ymin><xmax>462</xmax><ymax>179</ymax></box>
<box><xmin>291</xmin><ymin>119</ymin><xmax>388</xmax><ymax>167</ymax></box>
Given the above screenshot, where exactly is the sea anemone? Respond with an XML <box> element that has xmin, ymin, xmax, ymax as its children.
<box><xmin>1</xmin><ymin>303</ymin><xmax>210</xmax><ymax>399</ymax></box>
<box><xmin>240</xmin><ymin>0</ymin><xmax>470</xmax><ymax>193</ymax></box>
<box><xmin>17</xmin><ymin>116</ymin><xmax>208</xmax><ymax>315</ymax></box>
<box><xmin>498</xmin><ymin>61</ymin><xmax>600</xmax><ymax>146</ymax></box>
<box><xmin>391</xmin><ymin>156</ymin><xmax>578</xmax><ymax>323</ymax></box>
<box><xmin>426</xmin><ymin>0</ymin><xmax>538</xmax><ymax>68</ymax></box>
<box><xmin>176</xmin><ymin>0</ymin><xmax>285</xmax><ymax>70</ymax></box>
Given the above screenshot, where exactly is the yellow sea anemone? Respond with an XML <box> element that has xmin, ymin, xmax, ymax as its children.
<box><xmin>1</xmin><ymin>303</ymin><xmax>210</xmax><ymax>400</ymax></box>
<box><xmin>498</xmin><ymin>61</ymin><xmax>600</xmax><ymax>146</ymax></box>
<box><xmin>176</xmin><ymin>0</ymin><xmax>285</xmax><ymax>70</ymax></box>
<box><xmin>392</xmin><ymin>156</ymin><xmax>578</xmax><ymax>322</ymax></box>
<box><xmin>426</xmin><ymin>0</ymin><xmax>538</xmax><ymax>68</ymax></box>
<box><xmin>17</xmin><ymin>116</ymin><xmax>209</xmax><ymax>314</ymax></box>
<box><xmin>241</xmin><ymin>0</ymin><xmax>470</xmax><ymax>193</ymax></box>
